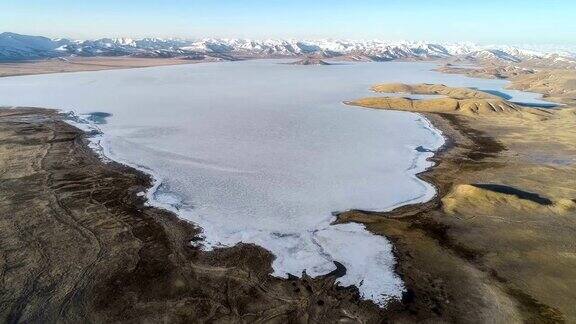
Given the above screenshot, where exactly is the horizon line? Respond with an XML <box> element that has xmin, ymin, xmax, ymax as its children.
<box><xmin>3</xmin><ymin>31</ymin><xmax>576</xmax><ymax>49</ymax></box>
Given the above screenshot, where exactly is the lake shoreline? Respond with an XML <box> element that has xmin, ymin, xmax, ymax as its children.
<box><xmin>2</xmin><ymin>59</ymin><xmax>574</xmax><ymax>322</ymax></box>
<box><xmin>0</xmin><ymin>107</ymin><xmax>393</xmax><ymax>322</ymax></box>
<box><xmin>0</xmin><ymin>59</ymin><xmax>456</xmax><ymax>306</ymax></box>
<box><xmin>337</xmin><ymin>112</ymin><xmax>516</xmax><ymax>321</ymax></box>
<box><xmin>344</xmin><ymin>81</ymin><xmax>576</xmax><ymax>322</ymax></box>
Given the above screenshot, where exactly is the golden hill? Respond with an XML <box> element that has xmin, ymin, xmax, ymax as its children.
<box><xmin>371</xmin><ymin>83</ymin><xmax>498</xmax><ymax>100</ymax></box>
<box><xmin>509</xmin><ymin>70</ymin><xmax>576</xmax><ymax>105</ymax></box>
<box><xmin>443</xmin><ymin>184</ymin><xmax>576</xmax><ymax>216</ymax></box>
<box><xmin>350</xmin><ymin>83</ymin><xmax>551</xmax><ymax>118</ymax></box>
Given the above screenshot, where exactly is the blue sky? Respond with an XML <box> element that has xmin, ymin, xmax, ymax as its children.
<box><xmin>1</xmin><ymin>0</ymin><xmax>574</xmax><ymax>44</ymax></box>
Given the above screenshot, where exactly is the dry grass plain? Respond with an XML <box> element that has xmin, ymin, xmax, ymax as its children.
<box><xmin>0</xmin><ymin>57</ymin><xmax>201</xmax><ymax>77</ymax></box>
<box><xmin>343</xmin><ymin>83</ymin><xmax>576</xmax><ymax>322</ymax></box>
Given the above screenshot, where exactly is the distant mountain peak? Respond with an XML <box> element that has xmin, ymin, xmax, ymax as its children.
<box><xmin>1</xmin><ymin>32</ymin><xmax>575</xmax><ymax>65</ymax></box>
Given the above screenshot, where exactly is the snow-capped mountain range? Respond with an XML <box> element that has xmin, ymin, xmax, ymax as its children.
<box><xmin>1</xmin><ymin>32</ymin><xmax>574</xmax><ymax>64</ymax></box>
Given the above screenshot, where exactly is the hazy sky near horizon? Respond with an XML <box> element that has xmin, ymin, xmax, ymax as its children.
<box><xmin>1</xmin><ymin>0</ymin><xmax>575</xmax><ymax>44</ymax></box>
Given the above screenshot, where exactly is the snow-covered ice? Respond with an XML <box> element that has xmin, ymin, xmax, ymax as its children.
<box><xmin>0</xmin><ymin>60</ymin><xmax>550</xmax><ymax>305</ymax></box>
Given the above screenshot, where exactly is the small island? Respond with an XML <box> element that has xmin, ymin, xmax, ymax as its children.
<box><xmin>287</xmin><ymin>57</ymin><xmax>332</xmax><ymax>65</ymax></box>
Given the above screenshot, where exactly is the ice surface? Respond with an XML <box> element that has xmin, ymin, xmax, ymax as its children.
<box><xmin>0</xmin><ymin>60</ymin><xmax>549</xmax><ymax>305</ymax></box>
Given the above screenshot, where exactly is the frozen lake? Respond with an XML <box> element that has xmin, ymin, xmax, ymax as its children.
<box><xmin>0</xmin><ymin>60</ymin><xmax>549</xmax><ymax>305</ymax></box>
